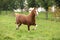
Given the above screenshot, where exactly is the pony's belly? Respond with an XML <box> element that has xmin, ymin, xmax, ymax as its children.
<box><xmin>21</xmin><ymin>20</ymin><xmax>31</xmax><ymax>25</ymax></box>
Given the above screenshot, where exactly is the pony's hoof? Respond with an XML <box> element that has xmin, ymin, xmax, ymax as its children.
<box><xmin>32</xmin><ymin>28</ymin><xmax>36</xmax><ymax>30</ymax></box>
<box><xmin>28</xmin><ymin>31</ymin><xmax>30</xmax><ymax>32</ymax></box>
<box><xmin>16</xmin><ymin>28</ymin><xmax>19</xmax><ymax>30</ymax></box>
<box><xmin>32</xmin><ymin>29</ymin><xmax>35</xmax><ymax>30</ymax></box>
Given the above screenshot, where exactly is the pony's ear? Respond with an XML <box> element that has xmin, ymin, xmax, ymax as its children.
<box><xmin>34</xmin><ymin>7</ymin><xmax>37</xmax><ymax>11</ymax></box>
<box><xmin>34</xmin><ymin>7</ymin><xmax>36</xmax><ymax>10</ymax></box>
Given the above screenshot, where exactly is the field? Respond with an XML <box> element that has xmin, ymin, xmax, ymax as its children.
<box><xmin>0</xmin><ymin>11</ymin><xmax>60</xmax><ymax>40</ymax></box>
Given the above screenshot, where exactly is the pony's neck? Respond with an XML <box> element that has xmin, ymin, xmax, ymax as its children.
<box><xmin>28</xmin><ymin>12</ymin><xmax>35</xmax><ymax>22</ymax></box>
<box><xmin>29</xmin><ymin>12</ymin><xmax>35</xmax><ymax>18</ymax></box>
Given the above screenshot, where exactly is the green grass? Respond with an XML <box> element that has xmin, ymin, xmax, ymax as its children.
<box><xmin>0</xmin><ymin>12</ymin><xmax>60</xmax><ymax>40</ymax></box>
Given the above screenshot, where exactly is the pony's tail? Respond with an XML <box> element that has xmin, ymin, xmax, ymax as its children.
<box><xmin>14</xmin><ymin>13</ymin><xmax>20</xmax><ymax>17</ymax></box>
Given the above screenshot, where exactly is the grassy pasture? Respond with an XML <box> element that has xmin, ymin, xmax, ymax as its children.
<box><xmin>0</xmin><ymin>11</ymin><xmax>60</xmax><ymax>40</ymax></box>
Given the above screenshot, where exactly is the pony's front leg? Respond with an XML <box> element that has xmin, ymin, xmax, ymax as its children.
<box><xmin>33</xmin><ymin>24</ymin><xmax>37</xmax><ymax>30</ymax></box>
<box><xmin>16</xmin><ymin>24</ymin><xmax>21</xmax><ymax>30</ymax></box>
<box><xmin>34</xmin><ymin>24</ymin><xmax>37</xmax><ymax>30</ymax></box>
<box><xmin>28</xmin><ymin>25</ymin><xmax>30</xmax><ymax>32</ymax></box>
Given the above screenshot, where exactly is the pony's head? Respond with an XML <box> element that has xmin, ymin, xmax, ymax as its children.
<box><xmin>31</xmin><ymin>8</ymin><xmax>38</xmax><ymax>16</ymax></box>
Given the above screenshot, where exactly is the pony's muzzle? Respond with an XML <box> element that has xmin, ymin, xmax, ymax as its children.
<box><xmin>36</xmin><ymin>10</ymin><xmax>38</xmax><ymax>16</ymax></box>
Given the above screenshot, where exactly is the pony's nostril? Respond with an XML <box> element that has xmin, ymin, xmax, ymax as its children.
<box><xmin>37</xmin><ymin>12</ymin><xmax>38</xmax><ymax>15</ymax></box>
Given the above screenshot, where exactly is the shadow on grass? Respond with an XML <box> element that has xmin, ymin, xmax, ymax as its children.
<box><xmin>52</xmin><ymin>38</ymin><xmax>60</xmax><ymax>40</ymax></box>
<box><xmin>4</xmin><ymin>36</ymin><xmax>14</xmax><ymax>40</ymax></box>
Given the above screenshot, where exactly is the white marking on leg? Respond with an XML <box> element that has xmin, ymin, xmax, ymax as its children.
<box><xmin>36</xmin><ymin>10</ymin><xmax>38</xmax><ymax>16</ymax></box>
<box><xmin>34</xmin><ymin>25</ymin><xmax>38</xmax><ymax>30</ymax></box>
<box><xmin>28</xmin><ymin>31</ymin><xmax>30</xmax><ymax>32</ymax></box>
<box><xmin>36</xmin><ymin>25</ymin><xmax>37</xmax><ymax>27</ymax></box>
<box><xmin>16</xmin><ymin>24</ymin><xmax>18</xmax><ymax>30</ymax></box>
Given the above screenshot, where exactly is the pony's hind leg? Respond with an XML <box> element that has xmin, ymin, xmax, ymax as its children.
<box><xmin>28</xmin><ymin>25</ymin><xmax>30</xmax><ymax>32</ymax></box>
<box><xmin>16</xmin><ymin>24</ymin><xmax>21</xmax><ymax>30</ymax></box>
<box><xmin>33</xmin><ymin>24</ymin><xmax>37</xmax><ymax>30</ymax></box>
<box><xmin>34</xmin><ymin>25</ymin><xmax>37</xmax><ymax>30</ymax></box>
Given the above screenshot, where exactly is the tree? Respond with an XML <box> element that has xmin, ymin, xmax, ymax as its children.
<box><xmin>54</xmin><ymin>0</ymin><xmax>60</xmax><ymax>21</ymax></box>
<box><xmin>27</xmin><ymin>0</ymin><xmax>38</xmax><ymax>8</ymax></box>
<box><xmin>37</xmin><ymin>0</ymin><xmax>54</xmax><ymax>19</ymax></box>
<box><xmin>20</xmin><ymin>0</ymin><xmax>25</xmax><ymax>12</ymax></box>
<box><xmin>55</xmin><ymin>0</ymin><xmax>60</xmax><ymax>8</ymax></box>
<box><xmin>0</xmin><ymin>0</ymin><xmax>9</xmax><ymax>14</ymax></box>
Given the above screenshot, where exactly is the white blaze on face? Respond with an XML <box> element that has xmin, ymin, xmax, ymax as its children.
<box><xmin>36</xmin><ymin>10</ymin><xmax>38</xmax><ymax>16</ymax></box>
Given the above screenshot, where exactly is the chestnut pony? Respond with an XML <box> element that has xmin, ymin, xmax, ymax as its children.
<box><xmin>15</xmin><ymin>8</ymin><xmax>38</xmax><ymax>32</ymax></box>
